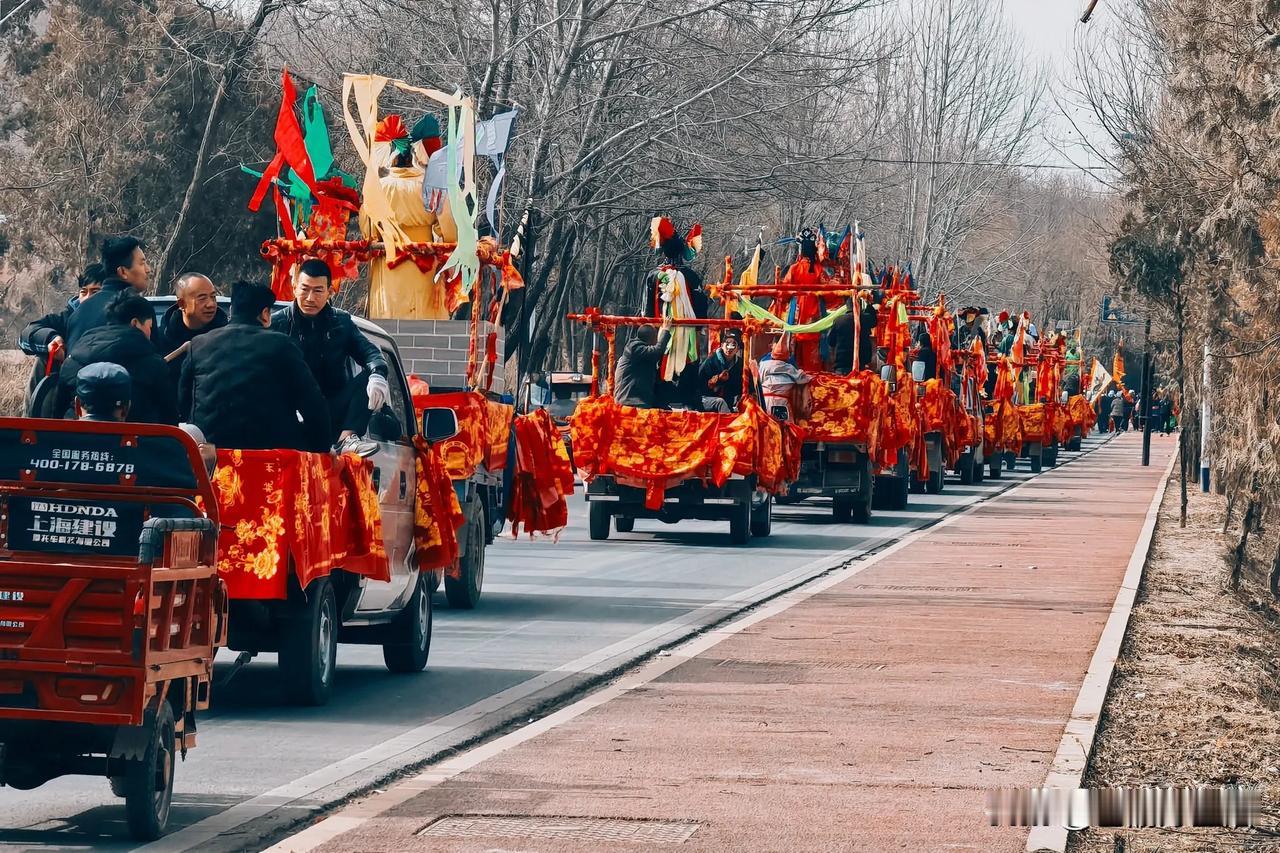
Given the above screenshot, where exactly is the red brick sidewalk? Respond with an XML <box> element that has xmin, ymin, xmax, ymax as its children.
<box><xmin>290</xmin><ymin>433</ymin><xmax>1175</xmax><ymax>853</ymax></box>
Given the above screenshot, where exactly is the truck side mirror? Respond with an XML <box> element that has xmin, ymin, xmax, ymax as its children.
<box><xmin>421</xmin><ymin>407</ymin><xmax>459</xmax><ymax>444</ymax></box>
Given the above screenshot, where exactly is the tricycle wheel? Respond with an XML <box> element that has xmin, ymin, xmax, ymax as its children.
<box><xmin>588</xmin><ymin>502</ymin><xmax>611</xmax><ymax>541</ymax></box>
<box><xmin>383</xmin><ymin>572</ymin><xmax>433</xmax><ymax>673</ymax></box>
<box><xmin>751</xmin><ymin>495</ymin><xmax>773</xmax><ymax>537</ymax></box>
<box><xmin>280</xmin><ymin>577</ymin><xmax>337</xmax><ymax>706</ymax></box>
<box><xmin>729</xmin><ymin>499</ymin><xmax>750</xmax><ymax>545</ymax></box>
<box><xmin>445</xmin><ymin>513</ymin><xmax>485</xmax><ymax>609</ymax></box>
<box><xmin>832</xmin><ymin>495</ymin><xmax>853</xmax><ymax>524</ymax></box>
<box><xmin>614</xmin><ymin>516</ymin><xmax>635</xmax><ymax>533</ymax></box>
<box><xmin>123</xmin><ymin>701</ymin><xmax>175</xmax><ymax>841</ymax></box>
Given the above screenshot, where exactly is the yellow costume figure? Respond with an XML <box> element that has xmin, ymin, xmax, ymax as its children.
<box><xmin>359</xmin><ymin>114</ymin><xmax>451</xmax><ymax>320</ymax></box>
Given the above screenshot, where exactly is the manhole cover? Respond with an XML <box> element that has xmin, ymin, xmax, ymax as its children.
<box><xmin>418</xmin><ymin>815</ymin><xmax>703</xmax><ymax>843</ymax></box>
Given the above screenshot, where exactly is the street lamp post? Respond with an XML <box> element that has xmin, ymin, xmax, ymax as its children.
<box><xmin>1140</xmin><ymin>317</ymin><xmax>1153</xmax><ymax>467</ymax></box>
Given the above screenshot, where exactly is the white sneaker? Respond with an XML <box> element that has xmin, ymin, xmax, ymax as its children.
<box><xmin>336</xmin><ymin>435</ymin><xmax>379</xmax><ymax>458</ymax></box>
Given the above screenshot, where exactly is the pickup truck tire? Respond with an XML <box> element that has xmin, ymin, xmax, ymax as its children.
<box><xmin>588</xmin><ymin>502</ymin><xmax>611</xmax><ymax>541</ymax></box>
<box><xmin>958</xmin><ymin>451</ymin><xmax>974</xmax><ymax>485</ymax></box>
<box><xmin>383</xmin><ymin>573</ymin><xmax>433</xmax><ymax>673</ymax></box>
<box><xmin>832</xmin><ymin>496</ymin><xmax>853</xmax><ymax>523</ymax></box>
<box><xmin>751</xmin><ymin>495</ymin><xmax>773</xmax><ymax>537</ymax></box>
<box><xmin>122</xmin><ymin>702</ymin><xmax>175</xmax><ymax>841</ymax></box>
<box><xmin>926</xmin><ymin>465</ymin><xmax>944</xmax><ymax>494</ymax></box>
<box><xmin>974</xmin><ymin>454</ymin><xmax>985</xmax><ymax>483</ymax></box>
<box><xmin>1029</xmin><ymin>443</ymin><xmax>1043</xmax><ymax>473</ymax></box>
<box><xmin>280</xmin><ymin>578</ymin><xmax>337</xmax><ymax>706</ymax></box>
<box><xmin>445</xmin><ymin>515</ymin><xmax>485</xmax><ymax>609</ymax></box>
<box><xmin>614</xmin><ymin>516</ymin><xmax>635</xmax><ymax>533</ymax></box>
<box><xmin>989</xmin><ymin>457</ymin><xmax>1003</xmax><ymax>480</ymax></box>
<box><xmin>729</xmin><ymin>499</ymin><xmax>750</xmax><ymax>545</ymax></box>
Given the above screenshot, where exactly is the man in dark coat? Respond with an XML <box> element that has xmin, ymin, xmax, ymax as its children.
<box><xmin>697</xmin><ymin>328</ymin><xmax>746</xmax><ymax>412</ymax></box>
<box><xmin>271</xmin><ymin>259</ymin><xmax>389</xmax><ymax>454</ymax></box>
<box><xmin>181</xmin><ymin>280</ymin><xmax>330</xmax><ymax>452</ymax></box>
<box><xmin>613</xmin><ymin>317</ymin><xmax>672</xmax><ymax>408</ymax></box>
<box><xmin>154</xmin><ymin>272</ymin><xmax>227</xmax><ymax>379</ymax></box>
<box><xmin>73</xmin><ymin>362</ymin><xmax>132</xmax><ymax>422</ymax></box>
<box><xmin>65</xmin><ymin>236</ymin><xmax>152</xmax><ymax>350</ymax></box>
<box><xmin>19</xmin><ymin>263</ymin><xmax>106</xmax><ymax>398</ymax></box>
<box><xmin>828</xmin><ymin>296</ymin><xmax>879</xmax><ymax>374</ymax></box>
<box><xmin>20</xmin><ymin>263</ymin><xmax>105</xmax><ymax>357</ymax></box>
<box><xmin>55</xmin><ymin>292</ymin><xmax>177</xmax><ymax>425</ymax></box>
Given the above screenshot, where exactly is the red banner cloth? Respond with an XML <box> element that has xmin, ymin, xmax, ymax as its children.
<box><xmin>412</xmin><ymin>436</ymin><xmax>466</xmax><ymax>577</ymax></box>
<box><xmin>508</xmin><ymin>408</ymin><xmax>575</xmax><ymax>537</ymax></box>
<box><xmin>211</xmin><ymin>449</ymin><xmax>388</xmax><ymax>600</ymax></box>
<box><xmin>570</xmin><ymin>396</ymin><xmax>801</xmax><ymax>510</ymax></box>
<box><xmin>984</xmin><ymin>401</ymin><xmax>1023</xmax><ymax>456</ymax></box>
<box><xmin>877</xmin><ymin>375</ymin><xmax>918</xmax><ymax>470</ymax></box>
<box><xmin>796</xmin><ymin>370</ymin><xmax>887</xmax><ymax>453</ymax></box>
<box><xmin>412</xmin><ymin>390</ymin><xmax>513</xmax><ymax>480</ymax></box>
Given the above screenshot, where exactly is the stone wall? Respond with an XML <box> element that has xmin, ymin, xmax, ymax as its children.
<box><xmin>378</xmin><ymin>319</ymin><xmax>506</xmax><ymax>395</ymax></box>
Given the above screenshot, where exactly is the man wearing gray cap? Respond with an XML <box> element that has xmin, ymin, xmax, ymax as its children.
<box><xmin>74</xmin><ymin>362</ymin><xmax>132</xmax><ymax>422</ymax></box>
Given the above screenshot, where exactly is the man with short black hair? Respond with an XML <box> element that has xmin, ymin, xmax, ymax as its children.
<box><xmin>55</xmin><ymin>291</ymin><xmax>177</xmax><ymax>424</ymax></box>
<box><xmin>614</xmin><ymin>317</ymin><xmax>673</xmax><ymax>408</ymax></box>
<box><xmin>65</xmin><ymin>236</ymin><xmax>151</xmax><ymax>349</ymax></box>
<box><xmin>19</xmin><ymin>263</ymin><xmax>107</xmax><ymax>397</ymax></box>
<box><xmin>181</xmin><ymin>280</ymin><xmax>330</xmax><ymax>452</ymax></box>
<box><xmin>154</xmin><ymin>272</ymin><xmax>226</xmax><ymax>376</ymax></box>
<box><xmin>271</xmin><ymin>258</ymin><xmax>390</xmax><ymax>455</ymax></box>
<box><xmin>74</xmin><ymin>362</ymin><xmax>132</xmax><ymax>422</ymax></box>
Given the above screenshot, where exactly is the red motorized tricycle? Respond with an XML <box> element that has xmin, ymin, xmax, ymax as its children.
<box><xmin>0</xmin><ymin>418</ymin><xmax>226</xmax><ymax>840</ymax></box>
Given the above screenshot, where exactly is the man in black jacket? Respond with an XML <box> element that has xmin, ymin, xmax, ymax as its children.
<box><xmin>55</xmin><ymin>292</ymin><xmax>178</xmax><ymax>425</ymax></box>
<box><xmin>613</xmin><ymin>317</ymin><xmax>672</xmax><ymax>408</ymax></box>
<box><xmin>19</xmin><ymin>263</ymin><xmax>106</xmax><ymax>398</ymax></box>
<box><xmin>153</xmin><ymin>272</ymin><xmax>227</xmax><ymax>378</ymax></box>
<box><xmin>65</xmin><ymin>236</ymin><xmax>152</xmax><ymax>350</ymax></box>
<box><xmin>180</xmin><ymin>281</ymin><xmax>330</xmax><ymax>452</ymax></box>
<box><xmin>271</xmin><ymin>258</ymin><xmax>390</xmax><ymax>454</ymax></box>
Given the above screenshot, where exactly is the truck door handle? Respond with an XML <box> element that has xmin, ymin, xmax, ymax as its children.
<box><xmin>399</xmin><ymin>470</ymin><xmax>408</xmax><ymax>501</ymax></box>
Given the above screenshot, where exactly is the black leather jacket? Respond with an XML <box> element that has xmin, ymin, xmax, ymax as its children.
<box><xmin>270</xmin><ymin>302</ymin><xmax>388</xmax><ymax>397</ymax></box>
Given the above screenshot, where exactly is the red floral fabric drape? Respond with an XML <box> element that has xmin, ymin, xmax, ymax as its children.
<box><xmin>796</xmin><ymin>370</ymin><xmax>887</xmax><ymax>452</ymax></box>
<box><xmin>570</xmin><ymin>396</ymin><xmax>802</xmax><ymax>510</ymax></box>
<box><xmin>509</xmin><ymin>408</ymin><xmax>575</xmax><ymax>537</ymax></box>
<box><xmin>412</xmin><ymin>436</ymin><xmax>466</xmax><ymax>577</ymax></box>
<box><xmin>211</xmin><ymin>449</ymin><xmax>388</xmax><ymax>600</ymax></box>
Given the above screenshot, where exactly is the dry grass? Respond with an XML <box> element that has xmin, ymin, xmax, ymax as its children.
<box><xmin>0</xmin><ymin>350</ymin><xmax>29</xmax><ymax>417</ymax></box>
<box><xmin>1071</xmin><ymin>481</ymin><xmax>1280</xmax><ymax>851</ymax></box>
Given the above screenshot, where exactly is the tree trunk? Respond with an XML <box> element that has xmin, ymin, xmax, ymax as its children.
<box><xmin>153</xmin><ymin>0</ymin><xmax>279</xmax><ymax>292</ymax></box>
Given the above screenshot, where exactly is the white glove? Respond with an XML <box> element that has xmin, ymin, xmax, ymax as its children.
<box><xmin>366</xmin><ymin>373</ymin><xmax>390</xmax><ymax>411</ymax></box>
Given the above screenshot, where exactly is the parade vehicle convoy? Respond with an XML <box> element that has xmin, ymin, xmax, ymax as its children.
<box><xmin>0</xmin><ymin>419</ymin><xmax>227</xmax><ymax>840</ymax></box>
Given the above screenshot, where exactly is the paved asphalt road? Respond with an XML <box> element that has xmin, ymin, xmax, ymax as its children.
<box><xmin>0</xmin><ymin>435</ymin><xmax>1107</xmax><ymax>852</ymax></box>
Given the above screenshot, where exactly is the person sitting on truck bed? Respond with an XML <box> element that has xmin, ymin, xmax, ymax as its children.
<box><xmin>760</xmin><ymin>338</ymin><xmax>813</xmax><ymax>422</ymax></box>
<box><xmin>271</xmin><ymin>259</ymin><xmax>390</xmax><ymax>457</ymax></box>
<box><xmin>73</xmin><ymin>362</ymin><xmax>131</xmax><ymax>422</ymax></box>
<box><xmin>827</xmin><ymin>295</ymin><xmax>878</xmax><ymax>374</ymax></box>
<box><xmin>697</xmin><ymin>328</ymin><xmax>746</xmax><ymax>413</ymax></box>
<box><xmin>54</xmin><ymin>292</ymin><xmax>178</xmax><ymax>425</ymax></box>
<box><xmin>181</xmin><ymin>280</ymin><xmax>331</xmax><ymax>452</ymax></box>
<box><xmin>154</xmin><ymin>272</ymin><xmax>227</xmax><ymax>378</ymax></box>
<box><xmin>65</xmin><ymin>236</ymin><xmax>152</xmax><ymax>350</ymax></box>
<box><xmin>20</xmin><ymin>263</ymin><xmax>105</xmax><ymax>361</ymax></box>
<box><xmin>614</xmin><ymin>317</ymin><xmax>673</xmax><ymax>408</ymax></box>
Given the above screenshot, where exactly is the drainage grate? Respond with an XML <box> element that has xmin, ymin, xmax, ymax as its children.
<box><xmin>418</xmin><ymin>815</ymin><xmax>703</xmax><ymax>843</ymax></box>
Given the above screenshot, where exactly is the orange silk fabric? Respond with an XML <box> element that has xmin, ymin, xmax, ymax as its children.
<box><xmin>412</xmin><ymin>436</ymin><xmax>466</xmax><ymax>577</ymax></box>
<box><xmin>570</xmin><ymin>396</ymin><xmax>802</xmax><ymax>510</ymax></box>
<box><xmin>877</xmin><ymin>376</ymin><xmax>918</xmax><ymax>469</ymax></box>
<box><xmin>212</xmin><ymin>449</ymin><xmax>388</xmax><ymax>600</ymax></box>
<box><xmin>796</xmin><ymin>370</ymin><xmax>887</xmax><ymax>450</ymax></box>
<box><xmin>984</xmin><ymin>401</ymin><xmax>1023</xmax><ymax>456</ymax></box>
<box><xmin>1069</xmin><ymin>394</ymin><xmax>1097</xmax><ymax>433</ymax></box>
<box><xmin>1018</xmin><ymin>403</ymin><xmax>1047</xmax><ymax>444</ymax></box>
<box><xmin>509</xmin><ymin>408</ymin><xmax>575</xmax><ymax>537</ymax></box>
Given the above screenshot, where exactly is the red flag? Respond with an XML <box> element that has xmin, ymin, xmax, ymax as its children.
<box><xmin>249</xmin><ymin>68</ymin><xmax>321</xmax><ymax>212</ymax></box>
